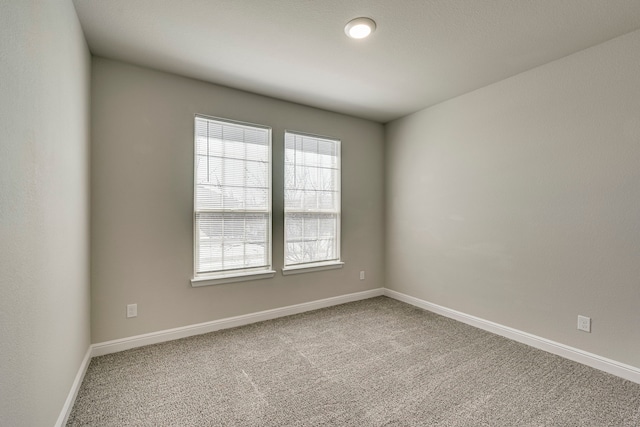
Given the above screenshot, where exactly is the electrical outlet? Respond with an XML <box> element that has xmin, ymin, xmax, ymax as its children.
<box><xmin>359</xmin><ymin>271</ymin><xmax>365</xmax><ymax>280</ymax></box>
<box><xmin>577</xmin><ymin>315</ymin><xmax>591</xmax><ymax>332</ymax></box>
<box><xmin>127</xmin><ymin>304</ymin><xmax>138</xmax><ymax>318</ymax></box>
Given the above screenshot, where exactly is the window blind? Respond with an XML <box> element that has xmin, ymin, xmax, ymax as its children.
<box><xmin>194</xmin><ymin>116</ymin><xmax>271</xmax><ymax>275</ymax></box>
<box><xmin>284</xmin><ymin>131</ymin><xmax>341</xmax><ymax>267</ymax></box>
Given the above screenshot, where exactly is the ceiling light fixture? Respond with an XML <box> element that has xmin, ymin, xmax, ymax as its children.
<box><xmin>344</xmin><ymin>17</ymin><xmax>376</xmax><ymax>39</ymax></box>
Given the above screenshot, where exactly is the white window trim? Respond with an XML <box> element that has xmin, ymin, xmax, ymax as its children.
<box><xmin>192</xmin><ymin>114</ymin><xmax>274</xmax><ymax>287</ymax></box>
<box><xmin>281</xmin><ymin>261</ymin><xmax>344</xmax><ymax>276</ymax></box>
<box><xmin>191</xmin><ymin>269</ymin><xmax>277</xmax><ymax>287</ymax></box>
<box><xmin>283</xmin><ymin>130</ymin><xmax>342</xmax><ymax>269</ymax></box>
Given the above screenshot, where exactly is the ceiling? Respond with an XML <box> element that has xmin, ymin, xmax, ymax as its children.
<box><xmin>72</xmin><ymin>0</ymin><xmax>640</xmax><ymax>123</ymax></box>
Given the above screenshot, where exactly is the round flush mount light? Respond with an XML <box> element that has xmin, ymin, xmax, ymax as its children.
<box><xmin>344</xmin><ymin>17</ymin><xmax>376</xmax><ymax>39</ymax></box>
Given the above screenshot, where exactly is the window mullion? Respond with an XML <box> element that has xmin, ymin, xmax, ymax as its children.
<box><xmin>243</xmin><ymin>128</ymin><xmax>247</xmax><ymax>267</ymax></box>
<box><xmin>315</xmin><ymin>139</ymin><xmax>320</xmax><ymax>257</ymax></box>
<box><xmin>221</xmin><ymin>125</ymin><xmax>226</xmax><ymax>271</ymax></box>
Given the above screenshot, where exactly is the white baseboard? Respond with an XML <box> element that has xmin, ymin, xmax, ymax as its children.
<box><xmin>383</xmin><ymin>288</ymin><xmax>640</xmax><ymax>385</ymax></box>
<box><xmin>57</xmin><ymin>288</ymin><xmax>384</xmax><ymax>423</ymax></box>
<box><xmin>56</xmin><ymin>287</ymin><xmax>640</xmax><ymax>424</ymax></box>
<box><xmin>55</xmin><ymin>346</ymin><xmax>92</xmax><ymax>427</ymax></box>
<box><xmin>91</xmin><ymin>288</ymin><xmax>385</xmax><ymax>357</ymax></box>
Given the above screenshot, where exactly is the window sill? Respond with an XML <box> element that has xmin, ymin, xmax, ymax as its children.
<box><xmin>281</xmin><ymin>261</ymin><xmax>344</xmax><ymax>276</ymax></box>
<box><xmin>191</xmin><ymin>270</ymin><xmax>277</xmax><ymax>287</ymax></box>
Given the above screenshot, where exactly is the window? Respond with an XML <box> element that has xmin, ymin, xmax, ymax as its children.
<box><xmin>192</xmin><ymin>115</ymin><xmax>274</xmax><ymax>286</ymax></box>
<box><xmin>284</xmin><ymin>131</ymin><xmax>342</xmax><ymax>273</ymax></box>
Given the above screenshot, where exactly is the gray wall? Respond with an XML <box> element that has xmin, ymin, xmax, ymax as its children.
<box><xmin>91</xmin><ymin>58</ymin><xmax>385</xmax><ymax>343</ymax></box>
<box><xmin>0</xmin><ymin>1</ymin><xmax>91</xmax><ymax>425</ymax></box>
<box><xmin>386</xmin><ymin>29</ymin><xmax>640</xmax><ymax>368</ymax></box>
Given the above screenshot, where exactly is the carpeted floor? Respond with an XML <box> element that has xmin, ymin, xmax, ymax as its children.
<box><xmin>68</xmin><ymin>296</ymin><xmax>640</xmax><ymax>426</ymax></box>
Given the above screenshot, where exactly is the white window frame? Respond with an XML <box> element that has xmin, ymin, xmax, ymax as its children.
<box><xmin>191</xmin><ymin>115</ymin><xmax>275</xmax><ymax>287</ymax></box>
<box><xmin>282</xmin><ymin>130</ymin><xmax>343</xmax><ymax>275</ymax></box>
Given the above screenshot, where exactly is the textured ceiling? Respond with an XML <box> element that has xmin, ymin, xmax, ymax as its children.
<box><xmin>73</xmin><ymin>0</ymin><xmax>640</xmax><ymax>123</ymax></box>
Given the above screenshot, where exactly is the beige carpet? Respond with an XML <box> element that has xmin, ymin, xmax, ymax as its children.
<box><xmin>68</xmin><ymin>296</ymin><xmax>640</xmax><ymax>426</ymax></box>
